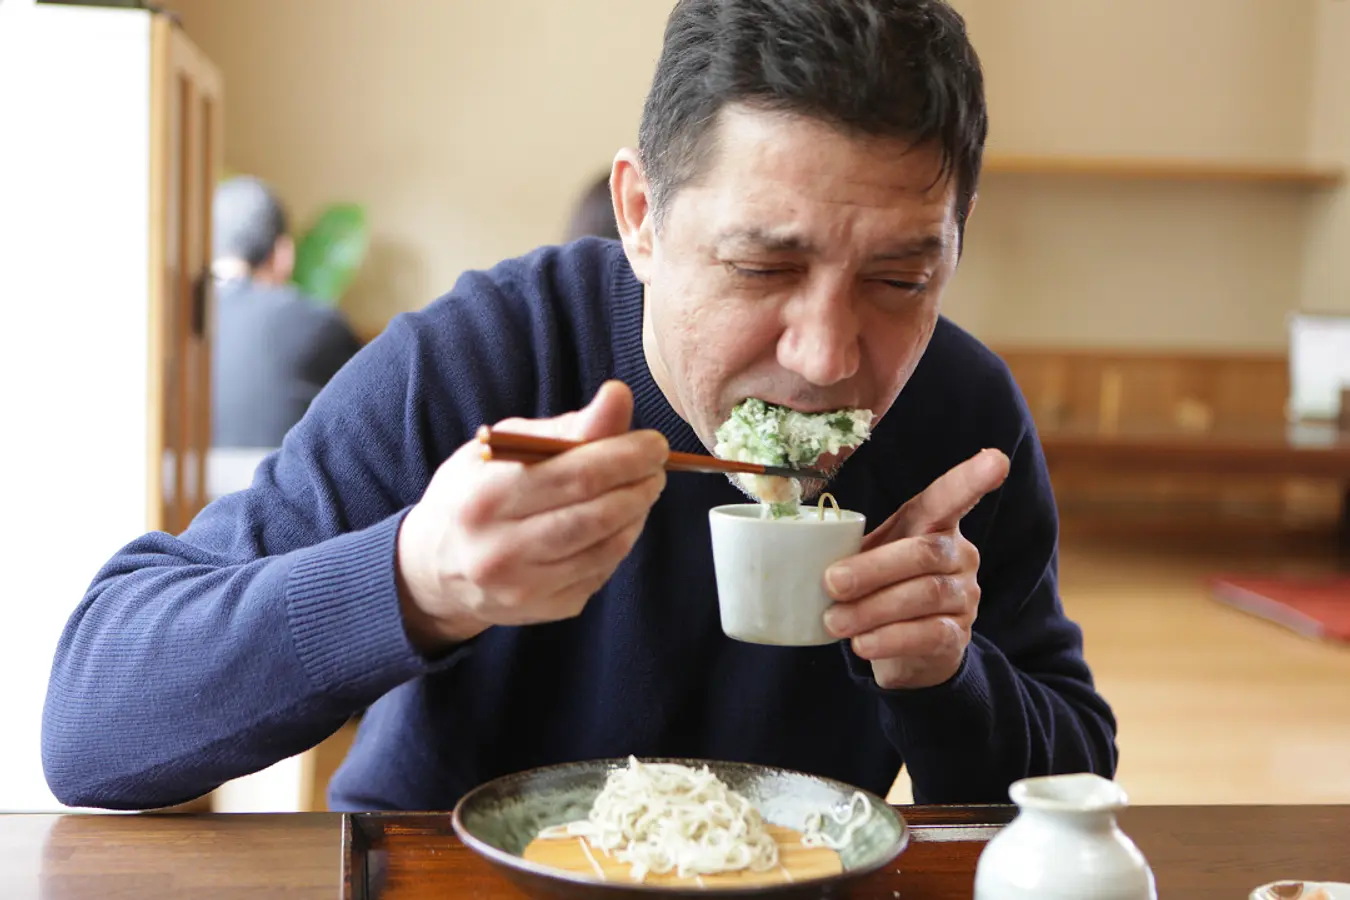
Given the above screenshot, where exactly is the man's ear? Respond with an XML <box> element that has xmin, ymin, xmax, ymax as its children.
<box><xmin>271</xmin><ymin>234</ymin><xmax>296</xmax><ymax>283</ymax></box>
<box><xmin>611</xmin><ymin>148</ymin><xmax>655</xmax><ymax>285</ymax></box>
<box><xmin>957</xmin><ymin>192</ymin><xmax>977</xmax><ymax>260</ymax></box>
<box><xmin>257</xmin><ymin>234</ymin><xmax>296</xmax><ymax>285</ymax></box>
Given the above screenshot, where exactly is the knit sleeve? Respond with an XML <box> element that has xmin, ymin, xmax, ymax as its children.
<box><xmin>841</xmin><ymin>420</ymin><xmax>1120</xmax><ymax>804</ymax></box>
<box><xmin>39</xmin><ymin>268</ymin><xmax>537</xmax><ymax>810</ymax></box>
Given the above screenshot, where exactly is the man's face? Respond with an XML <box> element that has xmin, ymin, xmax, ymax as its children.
<box><xmin>618</xmin><ymin>105</ymin><xmax>964</xmax><ymax>470</ymax></box>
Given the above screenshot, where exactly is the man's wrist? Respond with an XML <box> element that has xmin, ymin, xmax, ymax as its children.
<box><xmin>394</xmin><ymin>510</ymin><xmax>490</xmax><ymax>655</ymax></box>
<box><xmin>395</xmin><ymin>576</ymin><xmax>488</xmax><ymax>655</ymax></box>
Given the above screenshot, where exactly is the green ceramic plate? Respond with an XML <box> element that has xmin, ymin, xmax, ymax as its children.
<box><xmin>451</xmin><ymin>758</ymin><xmax>909</xmax><ymax>900</ymax></box>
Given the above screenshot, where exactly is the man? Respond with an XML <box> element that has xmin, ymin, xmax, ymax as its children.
<box><xmin>210</xmin><ymin>175</ymin><xmax>361</xmax><ymax>448</ymax></box>
<box><xmin>42</xmin><ymin>0</ymin><xmax>1117</xmax><ymax>812</ymax></box>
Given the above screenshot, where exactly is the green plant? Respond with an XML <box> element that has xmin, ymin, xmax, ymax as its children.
<box><xmin>291</xmin><ymin>203</ymin><xmax>369</xmax><ymax>307</ymax></box>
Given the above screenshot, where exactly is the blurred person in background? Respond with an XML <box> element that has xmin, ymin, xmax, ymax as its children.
<box><xmin>210</xmin><ymin>175</ymin><xmax>361</xmax><ymax>449</ymax></box>
<box><xmin>564</xmin><ymin>172</ymin><xmax>621</xmax><ymax>242</ymax></box>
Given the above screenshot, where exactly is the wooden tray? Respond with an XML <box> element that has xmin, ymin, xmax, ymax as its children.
<box><xmin>340</xmin><ymin>807</ymin><xmax>1016</xmax><ymax>900</ymax></box>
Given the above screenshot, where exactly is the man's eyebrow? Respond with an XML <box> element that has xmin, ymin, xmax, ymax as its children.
<box><xmin>712</xmin><ymin>229</ymin><xmax>947</xmax><ymax>260</ymax></box>
<box><xmin>713</xmin><ymin>228</ymin><xmax>817</xmax><ymax>255</ymax></box>
<box><xmin>870</xmin><ymin>234</ymin><xmax>948</xmax><ymax>261</ymax></box>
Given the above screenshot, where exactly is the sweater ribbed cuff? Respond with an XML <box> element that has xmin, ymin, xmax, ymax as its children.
<box><xmin>841</xmin><ymin>640</ymin><xmax>991</xmax><ymax>713</ymax></box>
<box><xmin>286</xmin><ymin>509</ymin><xmax>463</xmax><ymax>700</ymax></box>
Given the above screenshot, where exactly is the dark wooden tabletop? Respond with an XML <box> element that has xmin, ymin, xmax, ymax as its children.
<box><xmin>3</xmin><ymin>805</ymin><xmax>1349</xmax><ymax>899</ymax></box>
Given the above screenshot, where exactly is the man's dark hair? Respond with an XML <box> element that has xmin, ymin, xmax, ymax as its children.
<box><xmin>213</xmin><ymin>175</ymin><xmax>289</xmax><ymax>268</ymax></box>
<box><xmin>637</xmin><ymin>0</ymin><xmax>986</xmax><ymax>239</ymax></box>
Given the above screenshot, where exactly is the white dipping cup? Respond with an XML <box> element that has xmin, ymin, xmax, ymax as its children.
<box><xmin>708</xmin><ymin>503</ymin><xmax>866</xmax><ymax>646</ymax></box>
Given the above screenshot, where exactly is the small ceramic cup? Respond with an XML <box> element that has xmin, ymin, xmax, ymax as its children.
<box><xmin>708</xmin><ymin>503</ymin><xmax>866</xmax><ymax>646</ymax></box>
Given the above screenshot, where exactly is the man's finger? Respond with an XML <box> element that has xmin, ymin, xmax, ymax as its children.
<box><xmin>493</xmin><ymin>380</ymin><xmax>635</xmax><ymax>444</ymax></box>
<box><xmin>516</xmin><ymin>469</ymin><xmax>665</xmax><ymax>561</ymax></box>
<box><xmin>547</xmin><ymin>514</ymin><xmax>651</xmax><ymax>602</ymax></box>
<box><xmin>864</xmin><ymin>448</ymin><xmax>1009</xmax><ymax>548</ymax></box>
<box><xmin>492</xmin><ymin>430</ymin><xmax>668</xmax><ymax>520</ymax></box>
<box><xmin>824</xmin><ymin>532</ymin><xmax>968</xmax><ymax>602</ymax></box>
<box><xmin>849</xmin><ymin>615</ymin><xmax>964</xmax><ymax>662</ymax></box>
<box><xmin>823</xmin><ymin>570</ymin><xmax>972</xmax><ymax>638</ymax></box>
<box><xmin>572</xmin><ymin>380</ymin><xmax>635</xmax><ymax>441</ymax></box>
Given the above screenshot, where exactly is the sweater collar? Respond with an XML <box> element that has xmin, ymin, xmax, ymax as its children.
<box><xmin>607</xmin><ymin>250</ymin><xmax>706</xmax><ymax>455</ymax></box>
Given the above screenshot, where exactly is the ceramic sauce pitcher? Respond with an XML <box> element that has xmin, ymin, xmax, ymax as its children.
<box><xmin>974</xmin><ymin>772</ymin><xmax>1157</xmax><ymax>900</ymax></box>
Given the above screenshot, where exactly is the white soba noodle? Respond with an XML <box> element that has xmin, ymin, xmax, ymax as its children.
<box><xmin>801</xmin><ymin>790</ymin><xmax>873</xmax><ymax>850</ymax></box>
<box><xmin>540</xmin><ymin>757</ymin><xmax>779</xmax><ymax>881</ymax></box>
<box><xmin>538</xmin><ymin>757</ymin><xmax>872</xmax><ymax>883</ymax></box>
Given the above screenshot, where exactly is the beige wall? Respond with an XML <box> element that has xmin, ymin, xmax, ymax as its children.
<box><xmin>169</xmin><ymin>0</ymin><xmax>1346</xmax><ymax>348</ymax></box>
<box><xmin>942</xmin><ymin>0</ymin><xmax>1335</xmax><ymax>350</ymax></box>
<box><xmin>168</xmin><ymin>0</ymin><xmax>671</xmax><ymax>337</ymax></box>
<box><xmin>1301</xmin><ymin>0</ymin><xmax>1350</xmax><ymax>314</ymax></box>
<box><xmin>964</xmin><ymin>0</ymin><xmax>1317</xmax><ymax>161</ymax></box>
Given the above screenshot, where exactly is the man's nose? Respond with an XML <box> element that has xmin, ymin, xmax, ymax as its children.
<box><xmin>777</xmin><ymin>279</ymin><xmax>861</xmax><ymax>387</ymax></box>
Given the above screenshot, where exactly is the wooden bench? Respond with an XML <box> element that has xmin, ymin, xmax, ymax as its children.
<box><xmin>995</xmin><ymin>347</ymin><xmax>1350</xmax><ymax>547</ymax></box>
<box><xmin>1037</xmin><ymin>421</ymin><xmax>1350</xmax><ymax>550</ymax></box>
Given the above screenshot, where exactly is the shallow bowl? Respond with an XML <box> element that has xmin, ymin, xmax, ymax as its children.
<box><xmin>450</xmin><ymin>758</ymin><xmax>909</xmax><ymax>900</ymax></box>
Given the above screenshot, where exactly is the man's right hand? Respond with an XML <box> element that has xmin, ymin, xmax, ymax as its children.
<box><xmin>395</xmin><ymin>380</ymin><xmax>669</xmax><ymax>653</ymax></box>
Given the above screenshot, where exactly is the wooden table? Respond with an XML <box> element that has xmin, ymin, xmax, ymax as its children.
<box><xmin>3</xmin><ymin>805</ymin><xmax>1349</xmax><ymax>899</ymax></box>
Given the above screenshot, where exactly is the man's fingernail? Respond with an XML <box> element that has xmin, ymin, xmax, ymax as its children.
<box><xmin>824</xmin><ymin>607</ymin><xmax>848</xmax><ymax>636</ymax></box>
<box><xmin>826</xmin><ymin>566</ymin><xmax>854</xmax><ymax>597</ymax></box>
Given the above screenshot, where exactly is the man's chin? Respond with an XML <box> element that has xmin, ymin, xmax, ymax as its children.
<box><xmin>798</xmin><ymin>448</ymin><xmax>858</xmax><ymax>500</ymax></box>
<box><xmin>796</xmin><ymin>472</ymin><xmax>835</xmax><ymax>503</ymax></box>
<box><xmin>715</xmin><ymin>444</ymin><xmax>858</xmax><ymax>506</ymax></box>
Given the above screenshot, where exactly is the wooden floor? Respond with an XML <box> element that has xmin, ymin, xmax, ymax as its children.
<box><xmin>887</xmin><ymin>535</ymin><xmax>1350</xmax><ymax>806</ymax></box>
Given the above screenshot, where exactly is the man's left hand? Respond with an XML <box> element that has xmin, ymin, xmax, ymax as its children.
<box><xmin>822</xmin><ymin>448</ymin><xmax>1011</xmax><ymax>690</ymax></box>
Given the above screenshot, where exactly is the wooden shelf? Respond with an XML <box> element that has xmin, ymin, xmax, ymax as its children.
<box><xmin>983</xmin><ymin>154</ymin><xmax>1344</xmax><ymax>186</ymax></box>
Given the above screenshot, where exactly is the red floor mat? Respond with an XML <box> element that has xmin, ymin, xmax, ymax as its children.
<box><xmin>1208</xmin><ymin>575</ymin><xmax>1350</xmax><ymax>643</ymax></box>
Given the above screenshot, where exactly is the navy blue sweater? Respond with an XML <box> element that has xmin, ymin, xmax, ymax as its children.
<box><xmin>42</xmin><ymin>238</ymin><xmax>1117</xmax><ymax>811</ymax></box>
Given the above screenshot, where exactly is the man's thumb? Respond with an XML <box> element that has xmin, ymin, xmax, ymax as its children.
<box><xmin>571</xmin><ymin>380</ymin><xmax>635</xmax><ymax>441</ymax></box>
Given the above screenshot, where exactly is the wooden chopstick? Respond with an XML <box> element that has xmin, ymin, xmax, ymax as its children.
<box><xmin>474</xmin><ymin>425</ymin><xmax>826</xmax><ymax>480</ymax></box>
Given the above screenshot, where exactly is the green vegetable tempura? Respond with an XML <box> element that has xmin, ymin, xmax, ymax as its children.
<box><xmin>713</xmin><ymin>398</ymin><xmax>872</xmax><ymax>518</ymax></box>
